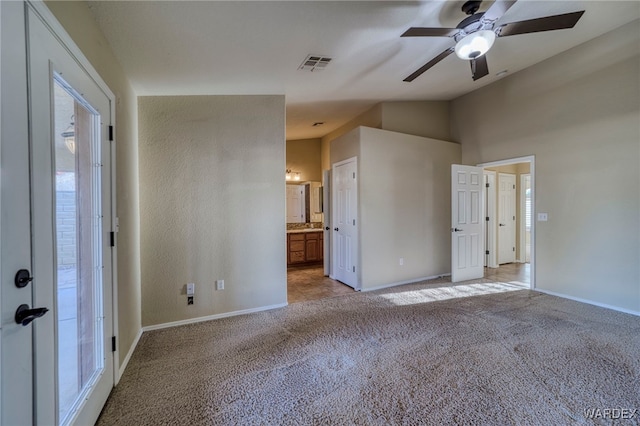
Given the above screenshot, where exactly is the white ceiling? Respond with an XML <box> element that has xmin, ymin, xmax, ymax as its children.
<box><xmin>86</xmin><ymin>1</ymin><xmax>640</xmax><ymax>140</ymax></box>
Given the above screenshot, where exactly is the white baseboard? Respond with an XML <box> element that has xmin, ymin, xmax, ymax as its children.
<box><xmin>536</xmin><ymin>288</ymin><xmax>640</xmax><ymax>317</ymax></box>
<box><xmin>142</xmin><ymin>302</ymin><xmax>289</xmax><ymax>332</ymax></box>
<box><xmin>116</xmin><ymin>328</ymin><xmax>143</xmax><ymax>384</ymax></box>
<box><xmin>362</xmin><ymin>273</ymin><xmax>451</xmax><ymax>293</ymax></box>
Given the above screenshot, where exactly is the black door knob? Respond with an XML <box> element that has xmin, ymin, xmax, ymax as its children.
<box><xmin>334</xmin><ymin>227</ymin><xmax>339</xmax><ymax>231</ymax></box>
<box><xmin>15</xmin><ymin>304</ymin><xmax>49</xmax><ymax>326</ymax></box>
<box><xmin>15</xmin><ymin>269</ymin><xmax>33</xmax><ymax>288</ymax></box>
<box><xmin>325</xmin><ymin>226</ymin><xmax>330</xmax><ymax>230</ymax></box>
<box><xmin>499</xmin><ymin>223</ymin><xmax>506</xmax><ymax>227</ymax></box>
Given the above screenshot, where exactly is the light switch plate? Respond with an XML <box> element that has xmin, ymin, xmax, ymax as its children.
<box><xmin>537</xmin><ymin>213</ymin><xmax>548</xmax><ymax>222</ymax></box>
<box><xmin>186</xmin><ymin>283</ymin><xmax>195</xmax><ymax>295</ymax></box>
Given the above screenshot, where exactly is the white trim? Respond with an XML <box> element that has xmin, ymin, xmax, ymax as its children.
<box><xmin>483</xmin><ymin>171</ymin><xmax>498</xmax><ymax>268</ymax></box>
<box><xmin>27</xmin><ymin>1</ymin><xmax>114</xmax><ymax>100</ymax></box>
<box><xmin>142</xmin><ymin>303</ymin><xmax>288</xmax><ymax>332</ymax></box>
<box><xmin>477</xmin><ymin>155</ymin><xmax>535</xmax><ymax>291</ymax></box>
<box><xmin>362</xmin><ymin>274</ymin><xmax>451</xmax><ymax>293</ymax></box>
<box><xmin>536</xmin><ymin>289</ymin><xmax>640</xmax><ymax>317</ymax></box>
<box><xmin>117</xmin><ymin>329</ymin><xmax>142</xmax><ymax>382</ymax></box>
<box><xmin>519</xmin><ymin>174</ymin><xmax>531</xmax><ymax>264</ymax></box>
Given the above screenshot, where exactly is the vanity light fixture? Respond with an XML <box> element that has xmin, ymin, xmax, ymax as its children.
<box><xmin>285</xmin><ymin>169</ymin><xmax>301</xmax><ymax>181</ymax></box>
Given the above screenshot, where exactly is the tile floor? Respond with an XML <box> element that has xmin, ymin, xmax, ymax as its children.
<box><xmin>287</xmin><ymin>265</ymin><xmax>355</xmax><ymax>304</ymax></box>
<box><xmin>287</xmin><ymin>263</ymin><xmax>530</xmax><ymax>304</ymax></box>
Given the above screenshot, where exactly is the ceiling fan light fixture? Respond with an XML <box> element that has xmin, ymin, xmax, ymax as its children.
<box><xmin>454</xmin><ymin>30</ymin><xmax>496</xmax><ymax>60</ymax></box>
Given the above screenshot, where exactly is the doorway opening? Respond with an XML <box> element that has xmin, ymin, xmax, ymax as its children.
<box><xmin>479</xmin><ymin>156</ymin><xmax>535</xmax><ymax>288</ymax></box>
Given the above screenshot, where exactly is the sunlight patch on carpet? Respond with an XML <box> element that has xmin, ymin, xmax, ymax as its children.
<box><xmin>379</xmin><ymin>281</ymin><xmax>527</xmax><ymax>306</ymax></box>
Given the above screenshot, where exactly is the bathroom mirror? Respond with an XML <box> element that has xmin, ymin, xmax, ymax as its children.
<box><xmin>286</xmin><ymin>181</ymin><xmax>323</xmax><ymax>224</ymax></box>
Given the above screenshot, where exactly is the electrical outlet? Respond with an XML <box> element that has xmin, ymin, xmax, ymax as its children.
<box><xmin>216</xmin><ymin>280</ymin><xmax>224</xmax><ymax>290</ymax></box>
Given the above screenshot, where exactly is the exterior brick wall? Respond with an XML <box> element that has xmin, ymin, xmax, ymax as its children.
<box><xmin>56</xmin><ymin>190</ymin><xmax>76</xmax><ymax>267</ymax></box>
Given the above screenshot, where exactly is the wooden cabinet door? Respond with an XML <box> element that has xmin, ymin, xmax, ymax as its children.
<box><xmin>306</xmin><ymin>235</ymin><xmax>319</xmax><ymax>261</ymax></box>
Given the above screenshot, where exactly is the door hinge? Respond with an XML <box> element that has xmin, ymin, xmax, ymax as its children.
<box><xmin>352</xmin><ymin>266</ymin><xmax>355</xmax><ymax>273</ymax></box>
<box><xmin>111</xmin><ymin>336</ymin><xmax>116</xmax><ymax>352</ymax></box>
<box><xmin>513</xmin><ymin>184</ymin><xmax>516</xmax><ymax>189</ymax></box>
<box><xmin>352</xmin><ymin>219</ymin><xmax>355</xmax><ymax>226</ymax></box>
<box><xmin>108</xmin><ymin>125</ymin><xmax>114</xmax><ymax>141</ymax></box>
<box><xmin>486</xmin><ymin>183</ymin><xmax>490</xmax><ymax>188</ymax></box>
<box><xmin>110</xmin><ymin>231</ymin><xmax>115</xmax><ymax>247</ymax></box>
<box><xmin>513</xmin><ymin>247</ymin><xmax>516</xmax><ymax>252</ymax></box>
<box><xmin>486</xmin><ymin>216</ymin><xmax>489</xmax><ymax>222</ymax></box>
<box><xmin>485</xmin><ymin>250</ymin><xmax>489</xmax><ymax>255</ymax></box>
<box><xmin>513</xmin><ymin>216</ymin><xmax>516</xmax><ymax>220</ymax></box>
<box><xmin>352</xmin><ymin>172</ymin><xmax>355</xmax><ymax>179</ymax></box>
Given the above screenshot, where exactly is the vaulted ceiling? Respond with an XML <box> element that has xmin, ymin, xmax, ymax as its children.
<box><xmin>86</xmin><ymin>1</ymin><xmax>640</xmax><ymax>139</ymax></box>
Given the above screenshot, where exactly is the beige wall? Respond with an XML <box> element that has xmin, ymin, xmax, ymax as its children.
<box><xmin>452</xmin><ymin>20</ymin><xmax>640</xmax><ymax>312</ymax></box>
<box><xmin>286</xmin><ymin>138</ymin><xmax>322</xmax><ymax>182</ymax></box>
<box><xmin>322</xmin><ymin>101</ymin><xmax>452</xmax><ymax>171</ymax></box>
<box><xmin>381</xmin><ymin>101</ymin><xmax>451</xmax><ymax>141</ymax></box>
<box><xmin>46</xmin><ymin>0</ymin><xmax>142</xmax><ymax>366</ymax></box>
<box><xmin>138</xmin><ymin>95</ymin><xmax>287</xmax><ymax>326</ymax></box>
<box><xmin>331</xmin><ymin>127</ymin><xmax>461</xmax><ymax>290</ymax></box>
<box><xmin>321</xmin><ymin>104</ymin><xmax>382</xmax><ymax>170</ymax></box>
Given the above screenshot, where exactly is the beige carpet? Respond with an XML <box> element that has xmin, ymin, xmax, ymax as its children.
<box><xmin>97</xmin><ymin>277</ymin><xmax>640</xmax><ymax>425</ymax></box>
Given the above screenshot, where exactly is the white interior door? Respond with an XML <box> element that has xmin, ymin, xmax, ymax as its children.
<box><xmin>483</xmin><ymin>171</ymin><xmax>498</xmax><ymax>268</ymax></box>
<box><xmin>2</xmin><ymin>3</ymin><xmax>115</xmax><ymax>425</ymax></box>
<box><xmin>332</xmin><ymin>158</ymin><xmax>358</xmax><ymax>289</ymax></box>
<box><xmin>498</xmin><ymin>173</ymin><xmax>516</xmax><ymax>264</ymax></box>
<box><xmin>451</xmin><ymin>165</ymin><xmax>485</xmax><ymax>282</ymax></box>
<box><xmin>285</xmin><ymin>184</ymin><xmax>305</xmax><ymax>223</ymax></box>
<box><xmin>322</xmin><ymin>170</ymin><xmax>331</xmax><ymax>276</ymax></box>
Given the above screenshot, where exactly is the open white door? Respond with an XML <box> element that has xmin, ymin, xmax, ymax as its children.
<box><xmin>332</xmin><ymin>158</ymin><xmax>358</xmax><ymax>289</ymax></box>
<box><xmin>2</xmin><ymin>3</ymin><xmax>115</xmax><ymax>425</ymax></box>
<box><xmin>322</xmin><ymin>170</ymin><xmax>331</xmax><ymax>276</ymax></box>
<box><xmin>451</xmin><ymin>165</ymin><xmax>485</xmax><ymax>282</ymax></box>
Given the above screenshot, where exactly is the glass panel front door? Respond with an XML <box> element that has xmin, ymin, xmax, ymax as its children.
<box><xmin>53</xmin><ymin>76</ymin><xmax>104</xmax><ymax>425</ymax></box>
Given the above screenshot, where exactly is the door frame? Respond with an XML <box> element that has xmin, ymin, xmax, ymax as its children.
<box><xmin>519</xmin><ymin>173</ymin><xmax>531</xmax><ymax>263</ymax></box>
<box><xmin>483</xmin><ymin>171</ymin><xmax>498</xmax><ymax>268</ymax></box>
<box><xmin>478</xmin><ymin>155</ymin><xmax>535</xmax><ymax>289</ymax></box>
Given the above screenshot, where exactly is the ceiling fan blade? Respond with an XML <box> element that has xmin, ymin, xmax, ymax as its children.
<box><xmin>401</xmin><ymin>27</ymin><xmax>458</xmax><ymax>38</ymax></box>
<box><xmin>496</xmin><ymin>10</ymin><xmax>585</xmax><ymax>37</ymax></box>
<box><xmin>481</xmin><ymin>0</ymin><xmax>517</xmax><ymax>23</ymax></box>
<box><xmin>470</xmin><ymin>55</ymin><xmax>489</xmax><ymax>81</ymax></box>
<box><xmin>403</xmin><ymin>47</ymin><xmax>455</xmax><ymax>82</ymax></box>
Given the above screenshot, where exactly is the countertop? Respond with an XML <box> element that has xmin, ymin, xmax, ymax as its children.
<box><xmin>286</xmin><ymin>228</ymin><xmax>324</xmax><ymax>234</ymax></box>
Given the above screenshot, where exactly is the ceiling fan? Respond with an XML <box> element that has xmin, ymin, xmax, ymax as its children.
<box><xmin>401</xmin><ymin>0</ymin><xmax>585</xmax><ymax>82</ymax></box>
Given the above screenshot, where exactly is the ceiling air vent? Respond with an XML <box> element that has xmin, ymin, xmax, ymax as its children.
<box><xmin>298</xmin><ymin>55</ymin><xmax>332</xmax><ymax>72</ymax></box>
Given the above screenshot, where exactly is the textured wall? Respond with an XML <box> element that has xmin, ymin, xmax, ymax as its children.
<box><xmin>46</xmin><ymin>0</ymin><xmax>142</xmax><ymax>367</ymax></box>
<box><xmin>381</xmin><ymin>101</ymin><xmax>451</xmax><ymax>142</ymax></box>
<box><xmin>358</xmin><ymin>128</ymin><xmax>461</xmax><ymax>289</ymax></box>
<box><xmin>452</xmin><ymin>21</ymin><xmax>640</xmax><ymax>312</ymax></box>
<box><xmin>330</xmin><ymin>127</ymin><xmax>461</xmax><ymax>290</ymax></box>
<box><xmin>138</xmin><ymin>95</ymin><xmax>286</xmax><ymax>326</ymax></box>
<box><xmin>286</xmin><ymin>138</ymin><xmax>322</xmax><ymax>182</ymax></box>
